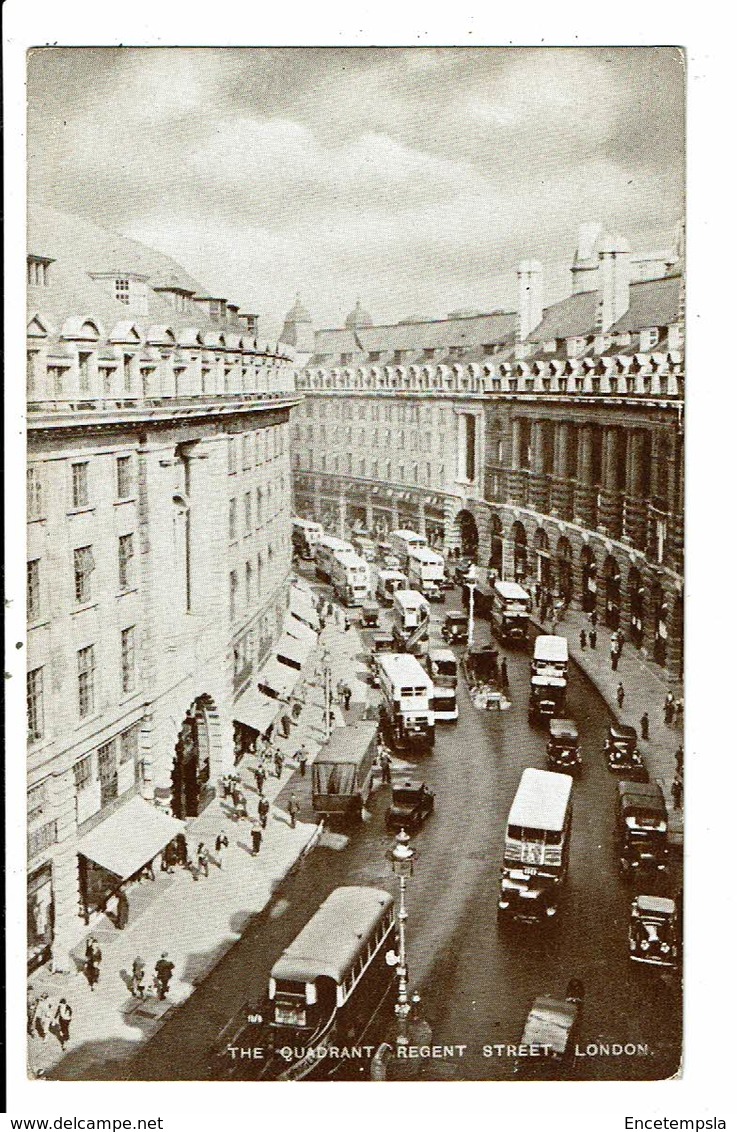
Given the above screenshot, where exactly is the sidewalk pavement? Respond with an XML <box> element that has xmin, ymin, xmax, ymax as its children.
<box><xmin>528</xmin><ymin>603</ymin><xmax>684</xmax><ymax>816</ymax></box>
<box><xmin>28</xmin><ymin>609</ymin><xmax>366</xmax><ymax>1080</ymax></box>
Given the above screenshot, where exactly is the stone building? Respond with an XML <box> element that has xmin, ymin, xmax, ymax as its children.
<box><xmin>27</xmin><ymin>207</ymin><xmax>305</xmax><ymax>972</ymax></box>
<box><xmin>288</xmin><ymin>222</ymin><xmax>684</xmax><ymax>676</ymax></box>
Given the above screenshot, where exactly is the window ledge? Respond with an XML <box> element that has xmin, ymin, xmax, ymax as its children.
<box><xmin>28</xmin><ymin>618</ymin><xmax>51</xmax><ymax>631</ymax></box>
<box><xmin>117</xmin><ymin>587</ymin><xmax>138</xmax><ymax>598</ymax></box>
<box><xmin>27</xmin><ymin>516</ymin><xmax>47</xmax><ymax>525</ymax></box>
<box><xmin>67</xmin><ymin>506</ymin><xmax>96</xmax><ymax>518</ymax></box>
<box><xmin>113</xmin><ymin>497</ymin><xmax>137</xmax><ymax>506</ymax></box>
<box><xmin>71</xmin><ymin>602</ymin><xmax>98</xmax><ymax>615</ymax></box>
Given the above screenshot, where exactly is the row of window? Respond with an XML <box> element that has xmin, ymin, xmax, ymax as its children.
<box><xmin>228</xmin><ymin>479</ymin><xmax>288</xmax><ymax>542</ymax></box>
<box><xmin>27</xmin><ymin>455</ymin><xmax>135</xmax><ymax>522</ymax></box>
<box><xmin>301</xmin><ymin>400</ymin><xmax>432</xmax><ymax>425</ymax></box>
<box><xmin>294</xmin><ymin>423</ymin><xmax>442</xmax><ymax>454</ymax></box>
<box><xmin>228</xmin><ymin>534</ymin><xmax>290</xmax><ymax>622</ymax></box>
<box><xmin>294</xmin><ymin>450</ymin><xmax>443</xmax><ymax>486</ymax></box>
<box><xmin>28</xmin><ymin>533</ymin><xmax>136</xmax><ymax>623</ymax></box>
<box><xmin>73</xmin><ymin>724</ymin><xmax>139</xmax><ymax>822</ymax></box>
<box><xmin>226</xmin><ymin>426</ymin><xmax>287</xmax><ymax>475</ymax></box>
<box><xmin>27</xmin><ymin>630</ymin><xmax>137</xmax><ymax>742</ymax></box>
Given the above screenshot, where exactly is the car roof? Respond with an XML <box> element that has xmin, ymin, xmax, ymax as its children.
<box><xmin>549</xmin><ymin>718</ymin><xmax>579</xmax><ymax>739</ymax></box>
<box><xmin>635</xmin><ymin>895</ymin><xmax>676</xmax><ymax>915</ymax></box>
<box><xmin>617</xmin><ymin>780</ymin><xmax>665</xmax><ymax>806</ymax></box>
<box><xmin>610</xmin><ymin>723</ymin><xmax>638</xmax><ymax>740</ymax></box>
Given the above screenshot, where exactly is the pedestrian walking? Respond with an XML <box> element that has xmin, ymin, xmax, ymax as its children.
<box><xmin>84</xmin><ymin>936</ymin><xmax>102</xmax><ymax>991</ymax></box>
<box><xmin>154</xmin><ymin>953</ymin><xmax>175</xmax><ymax>1000</ymax></box>
<box><xmin>254</xmin><ymin>763</ymin><xmax>266</xmax><ymax>796</ymax></box>
<box><xmin>27</xmin><ymin>987</ymin><xmax>38</xmax><ymax>1037</ymax></box>
<box><xmin>342</xmin><ymin>684</ymin><xmax>352</xmax><ymax>711</ymax></box>
<box><xmin>534</xmin><ymin>582</ymin><xmax>541</xmax><ymax>608</ymax></box>
<box><xmin>616</xmin><ymin>681</ymin><xmax>625</xmax><ymax>709</ymax></box>
<box><xmin>671</xmin><ymin>771</ymin><xmax>684</xmax><ymax>811</ymax></box>
<box><xmin>258</xmin><ymin>796</ymin><xmax>270</xmax><ymax>829</ymax></box>
<box><xmin>296</xmin><ymin>744</ymin><xmax>309</xmax><ymax>777</ymax></box>
<box><xmin>664</xmin><ymin>691</ymin><xmax>675</xmax><ymax>725</ymax></box>
<box><xmin>326</xmin><ymin>601</ymin><xmax>334</xmax><ymax>622</ymax></box>
<box><xmin>675</xmin><ymin>697</ymin><xmax>684</xmax><ymax>723</ymax></box>
<box><xmin>251</xmin><ymin>821</ymin><xmax>263</xmax><ymax>855</ymax></box>
<box><xmin>281</xmin><ymin>713</ymin><xmax>293</xmax><ymax>739</ymax></box>
<box><xmin>174</xmin><ymin>832</ymin><xmax>188</xmax><ymax>868</ymax></box>
<box><xmin>213</xmin><ymin>830</ymin><xmax>229</xmax><ymax>869</ymax></box>
<box><xmin>54</xmin><ymin>998</ymin><xmax>73</xmax><ymax>1050</ymax></box>
<box><xmin>640</xmin><ymin>711</ymin><xmax>650</xmax><ymax>741</ymax></box>
<box><xmin>579</xmin><ymin>629</ymin><xmax>587</xmax><ymax>650</ymax></box>
<box><xmin>114</xmin><ymin>888</ymin><xmax>129</xmax><ymax>930</ymax></box>
<box><xmin>500</xmin><ymin>657</ymin><xmax>509</xmax><ymax>692</ymax></box>
<box><xmin>379</xmin><ymin>749</ymin><xmax>392</xmax><ymax>786</ymax></box>
<box><xmin>287</xmin><ymin>794</ymin><xmax>301</xmax><ymax>830</ymax></box>
<box><xmin>588</xmin><ymin>629</ymin><xmax>597</xmax><ymax>650</ymax></box>
<box><xmin>273</xmin><ymin>749</ymin><xmax>284</xmax><ymax>779</ymax></box>
<box><xmin>590</xmin><ymin>609</ymin><xmax>598</xmax><ymax>629</ymax></box>
<box><xmin>34</xmin><ymin>992</ymin><xmax>53</xmax><ymax>1041</ymax></box>
<box><xmin>197</xmin><ymin>842</ymin><xmax>210</xmax><ymax>878</ymax></box>
<box><xmin>132</xmin><ymin>956</ymin><xmax>146</xmax><ymax>999</ymax></box>
<box><xmin>610</xmin><ymin>637</ymin><xmax>619</xmax><ymax>671</ymax></box>
<box><xmin>675</xmin><ymin>744</ymin><xmax>684</xmax><ymax>774</ymax></box>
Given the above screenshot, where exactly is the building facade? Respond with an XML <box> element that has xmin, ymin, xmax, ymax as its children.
<box><xmin>27</xmin><ymin>208</ymin><xmax>301</xmax><ymax>971</ymax></box>
<box><xmin>288</xmin><ymin>224</ymin><xmax>684</xmax><ymax>676</ymax></box>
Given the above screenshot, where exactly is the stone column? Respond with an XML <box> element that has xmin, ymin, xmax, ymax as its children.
<box><xmin>511</xmin><ymin>418</ymin><xmax>522</xmax><ymax>468</ymax></box>
<box><xmin>552</xmin><ymin>422</ymin><xmax>573</xmax><ymax>519</ymax></box>
<box><xmin>600</xmin><ymin>427</ymin><xmax>623</xmax><ymax>537</ymax></box>
<box><xmin>624</xmin><ymin>431</ymin><xmax>647</xmax><ymax>548</ymax></box>
<box><xmin>574</xmin><ymin>425</ymin><xmax>596</xmax><ymax>528</ymax></box>
<box><xmin>501</xmin><ymin>533</ymin><xmax>515</xmax><ymax>582</ymax></box>
<box><xmin>338</xmin><ymin>494</ymin><xmax>347</xmax><ymax>539</ymax></box>
<box><xmin>530</xmin><ymin>421</ymin><xmax>548</xmax><ymax>511</ymax></box>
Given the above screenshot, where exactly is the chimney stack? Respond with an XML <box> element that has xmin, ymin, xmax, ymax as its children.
<box><xmin>570</xmin><ymin>223</ymin><xmax>603</xmax><ymax>294</ymax></box>
<box><xmin>516</xmin><ymin>259</ymin><xmax>543</xmax><ymax>344</ymax></box>
<box><xmin>597</xmin><ymin>236</ymin><xmax>631</xmax><ymax>332</ymax></box>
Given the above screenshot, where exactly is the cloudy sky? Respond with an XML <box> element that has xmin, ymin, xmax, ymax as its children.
<box><xmin>27</xmin><ymin>47</ymin><xmax>684</xmax><ymax>337</ymax></box>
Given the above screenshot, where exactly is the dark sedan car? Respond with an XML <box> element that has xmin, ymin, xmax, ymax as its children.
<box><xmin>385</xmin><ymin>780</ymin><xmax>435</xmax><ymax>829</ymax></box>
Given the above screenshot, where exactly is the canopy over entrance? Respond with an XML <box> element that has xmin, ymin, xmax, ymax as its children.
<box><xmin>77</xmin><ymin>795</ymin><xmax>185</xmax><ymax>879</ymax></box>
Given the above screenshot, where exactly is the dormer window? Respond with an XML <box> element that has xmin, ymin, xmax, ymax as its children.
<box><xmin>639</xmin><ymin>327</ymin><xmax>660</xmax><ymax>351</ymax></box>
<box><xmin>368</xmin><ymin>351</ymin><xmax>382</xmax><ymax>363</ymax></box>
<box><xmin>27</xmin><ymin>255</ymin><xmax>54</xmax><ymax>287</ymax></box>
<box><xmin>340</xmin><ymin>352</ymin><xmax>352</xmax><ymax>366</ymax></box>
<box><xmin>116</xmin><ymin>278</ymin><xmax>131</xmax><ymax>305</ymax></box>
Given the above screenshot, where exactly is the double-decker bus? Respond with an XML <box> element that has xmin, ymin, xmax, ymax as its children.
<box><xmin>331</xmin><ymin>550</ymin><xmax>370</xmax><ymax>607</ymax></box>
<box><xmin>498</xmin><ymin>768</ymin><xmax>573</xmax><ymax>923</ymax></box>
<box><xmin>388</xmin><ymin>528</ymin><xmax>427</xmax><ymax>568</ymax></box>
<box><xmin>314</xmin><ymin>535</ymin><xmax>353</xmax><ymax>581</ymax></box>
<box><xmin>292</xmin><ymin>517</ymin><xmax>324</xmax><ymax>560</ymax></box>
<box><xmin>377</xmin><ymin>651</ymin><xmax>435</xmax><ymax>749</ymax></box>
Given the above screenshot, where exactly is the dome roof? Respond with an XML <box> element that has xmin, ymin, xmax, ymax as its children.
<box><xmin>284</xmin><ymin>293</ymin><xmax>312</xmax><ymax>324</ymax></box>
<box><xmin>345</xmin><ymin>299</ymin><xmax>373</xmax><ymax>329</ymax></box>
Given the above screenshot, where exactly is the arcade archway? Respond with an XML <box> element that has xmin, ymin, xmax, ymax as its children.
<box><xmin>171</xmin><ymin>695</ymin><xmax>218</xmax><ymax>819</ymax></box>
<box><xmin>581</xmin><ymin>544</ymin><xmax>597</xmax><ymax>614</ymax></box>
<box><xmin>533</xmin><ymin>527</ymin><xmax>553</xmax><ymax>593</ymax></box>
<box><xmin>488</xmin><ymin>514</ymin><xmax>504</xmax><ymax>577</ymax></box>
<box><xmin>628</xmin><ymin>567</ymin><xmax>646</xmax><ymax>647</ymax></box>
<box><xmin>454</xmin><ymin>509</ymin><xmax>479</xmax><ymax>560</ymax></box>
<box><xmin>557</xmin><ymin>537</ymin><xmax>574</xmax><ymax>604</ymax></box>
<box><xmin>512</xmin><ymin>521</ymin><xmax>528</xmax><ymax>583</ymax></box>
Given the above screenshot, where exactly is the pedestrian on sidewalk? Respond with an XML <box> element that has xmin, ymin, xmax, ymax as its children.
<box><xmin>588</xmin><ymin>628</ymin><xmax>597</xmax><ymax>650</ymax></box>
<box><xmin>251</xmin><ymin>821</ymin><xmax>263</xmax><ymax>856</ymax></box>
<box><xmin>132</xmin><ymin>957</ymin><xmax>146</xmax><ymax>999</ymax></box>
<box><xmin>114</xmin><ymin>888</ymin><xmax>129</xmax><ymax>931</ymax></box>
<box><xmin>675</xmin><ymin>698</ymin><xmax>684</xmax><ymax>723</ymax></box>
<box><xmin>500</xmin><ymin>657</ymin><xmax>509</xmax><ymax>692</ymax></box>
<box><xmin>84</xmin><ymin>936</ymin><xmax>102</xmax><ymax>991</ymax></box>
<box><xmin>154</xmin><ymin>953</ymin><xmax>175</xmax><ymax>1000</ymax></box>
<box><xmin>640</xmin><ymin>711</ymin><xmax>650</xmax><ymax>741</ymax></box>
<box><xmin>214</xmin><ymin>830</ymin><xmax>229</xmax><ymax>869</ymax></box>
<box><xmin>197</xmin><ymin>842</ymin><xmax>210</xmax><ymax>878</ymax></box>
<box><xmin>675</xmin><ymin>744</ymin><xmax>684</xmax><ymax>774</ymax></box>
<box><xmin>616</xmin><ymin>681</ymin><xmax>625</xmax><ymax>709</ymax></box>
<box><xmin>174</xmin><ymin>832</ymin><xmax>188</xmax><ymax>869</ymax></box>
<box><xmin>342</xmin><ymin>684</ymin><xmax>352</xmax><ymax>711</ymax></box>
<box><xmin>664</xmin><ymin>691</ymin><xmax>675</xmax><ymax>725</ymax></box>
<box><xmin>254</xmin><ymin>763</ymin><xmax>267</xmax><ymax>796</ymax></box>
<box><xmin>273</xmin><ymin>749</ymin><xmax>284</xmax><ymax>779</ymax></box>
<box><xmin>54</xmin><ymin>998</ymin><xmax>73</xmax><ymax>1050</ymax></box>
<box><xmin>281</xmin><ymin>713</ymin><xmax>293</xmax><ymax>740</ymax></box>
<box><xmin>287</xmin><ymin>794</ymin><xmax>301</xmax><ymax>830</ymax></box>
<box><xmin>326</xmin><ymin>601</ymin><xmax>334</xmax><ymax>622</ymax></box>
<box><xmin>27</xmin><ymin>987</ymin><xmax>38</xmax><ymax>1037</ymax></box>
<box><xmin>296</xmin><ymin>745</ymin><xmax>309</xmax><ymax>777</ymax></box>
<box><xmin>671</xmin><ymin>771</ymin><xmax>684</xmax><ymax>811</ymax></box>
<box><xmin>534</xmin><ymin>582</ymin><xmax>541</xmax><ymax>608</ymax></box>
<box><xmin>379</xmin><ymin>748</ymin><xmax>392</xmax><ymax>786</ymax></box>
<box><xmin>258</xmin><ymin>796</ymin><xmax>270</xmax><ymax>829</ymax></box>
<box><xmin>34</xmin><ymin>992</ymin><xmax>53</xmax><ymax>1041</ymax></box>
<box><xmin>579</xmin><ymin>629</ymin><xmax>587</xmax><ymax>650</ymax></box>
<box><xmin>610</xmin><ymin>637</ymin><xmax>619</xmax><ymax>672</ymax></box>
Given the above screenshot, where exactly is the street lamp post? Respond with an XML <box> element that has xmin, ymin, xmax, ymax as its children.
<box><xmin>387</xmin><ymin>828</ymin><xmax>416</xmax><ymax>1042</ymax></box>
<box><xmin>466</xmin><ymin>564</ymin><xmax>477</xmax><ymax>650</ymax></box>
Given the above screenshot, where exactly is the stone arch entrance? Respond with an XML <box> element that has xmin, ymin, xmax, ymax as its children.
<box><xmin>628</xmin><ymin>567</ymin><xmax>646</xmax><ymax>647</ymax></box>
<box><xmin>602</xmin><ymin>555</ymin><xmax>622</xmax><ymax>630</ymax></box>
<box><xmin>557</xmin><ymin>537</ymin><xmax>574</xmax><ymax>604</ymax></box>
<box><xmin>488</xmin><ymin>514</ymin><xmax>504</xmax><ymax>577</ymax></box>
<box><xmin>454</xmin><ymin>509</ymin><xmax>479</xmax><ymax>560</ymax></box>
<box><xmin>511</xmin><ymin>521</ymin><xmax>528</xmax><ymax>583</ymax></box>
<box><xmin>581</xmin><ymin>544</ymin><xmax>597</xmax><ymax>614</ymax></box>
<box><xmin>533</xmin><ymin>527</ymin><xmax>552</xmax><ymax>593</ymax></box>
<box><xmin>171</xmin><ymin>694</ymin><xmax>219</xmax><ymax>819</ymax></box>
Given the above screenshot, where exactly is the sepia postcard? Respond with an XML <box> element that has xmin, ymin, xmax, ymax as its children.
<box><xmin>9</xmin><ymin>24</ymin><xmax>720</xmax><ymax>1115</ymax></box>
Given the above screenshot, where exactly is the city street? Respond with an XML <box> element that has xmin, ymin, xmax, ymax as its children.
<box><xmin>53</xmin><ymin>574</ymin><xmax>680</xmax><ymax>1082</ymax></box>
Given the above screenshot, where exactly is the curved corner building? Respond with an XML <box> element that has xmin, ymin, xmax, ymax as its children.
<box><xmin>26</xmin><ymin>207</ymin><xmax>302</xmax><ymax>971</ymax></box>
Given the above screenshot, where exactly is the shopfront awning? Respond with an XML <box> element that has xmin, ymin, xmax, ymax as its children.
<box><xmin>258</xmin><ymin>655</ymin><xmax>300</xmax><ymax>701</ymax></box>
<box><xmin>285</xmin><ymin>613</ymin><xmax>318</xmax><ymax>645</ymax></box>
<box><xmin>233</xmin><ymin>684</ymin><xmax>282</xmax><ymax>736</ymax></box>
<box><xmin>289</xmin><ymin>588</ymin><xmax>320</xmax><ymax>631</ymax></box>
<box><xmin>276</xmin><ymin>631</ymin><xmax>313</xmax><ymax>670</ymax></box>
<box><xmin>76</xmin><ymin>796</ymin><xmax>185</xmax><ymax>880</ymax></box>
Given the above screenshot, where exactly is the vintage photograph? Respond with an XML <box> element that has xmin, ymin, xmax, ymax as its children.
<box><xmin>24</xmin><ymin>46</ymin><xmax>684</xmax><ymax>1082</ymax></box>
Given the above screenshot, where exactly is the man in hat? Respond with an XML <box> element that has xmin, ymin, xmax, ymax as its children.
<box><xmin>155</xmin><ymin>953</ymin><xmax>175</xmax><ymax>1000</ymax></box>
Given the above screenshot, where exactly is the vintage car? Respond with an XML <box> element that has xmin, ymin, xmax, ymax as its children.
<box><xmin>385</xmin><ymin>779</ymin><xmax>435</xmax><ymax>830</ymax></box>
<box><xmin>465</xmin><ymin>644</ymin><xmax>500</xmax><ymax>685</ymax></box>
<box><xmin>514</xmin><ymin>980</ymin><xmax>584</xmax><ymax>1079</ymax></box>
<box><xmin>360</xmin><ymin>600</ymin><xmax>380</xmax><ymax>628</ymax></box>
<box><xmin>629</xmin><ymin>895</ymin><xmax>679</xmax><ymax>968</ymax></box>
<box><xmin>423</xmin><ymin>580</ymin><xmax>445</xmax><ymax>603</ymax></box>
<box><xmin>605</xmin><ymin>723</ymin><xmax>648</xmax><ymax>781</ymax></box>
<box><xmin>546</xmin><ymin>719</ymin><xmax>582</xmax><ymax>775</ymax></box>
<box><xmin>441</xmin><ymin>611</ymin><xmax>469</xmax><ymax>645</ymax></box>
<box><xmin>616</xmin><ymin>781</ymin><xmax>668</xmax><ymax>877</ymax></box>
<box><xmin>367</xmin><ymin>631</ymin><xmax>396</xmax><ymax>687</ymax></box>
